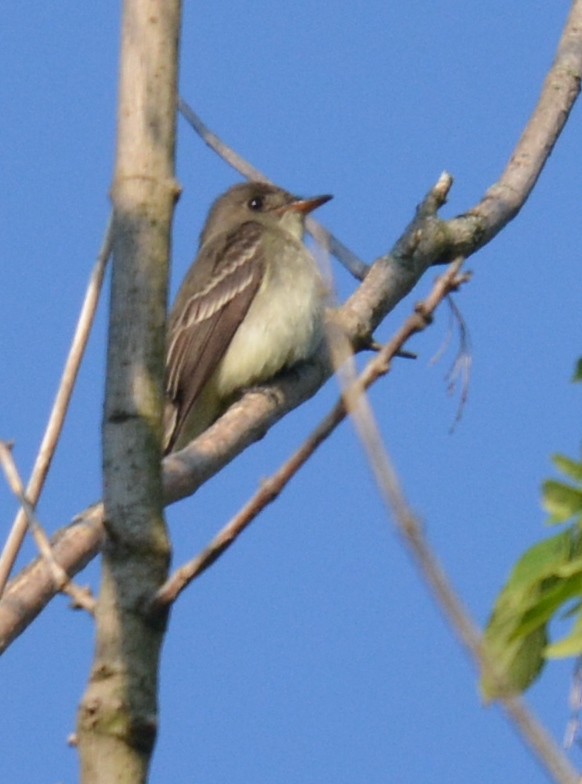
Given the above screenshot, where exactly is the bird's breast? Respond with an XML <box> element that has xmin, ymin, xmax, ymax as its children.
<box><xmin>214</xmin><ymin>240</ymin><xmax>326</xmax><ymax>397</ymax></box>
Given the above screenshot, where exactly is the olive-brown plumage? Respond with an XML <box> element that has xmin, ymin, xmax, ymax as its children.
<box><xmin>163</xmin><ymin>182</ymin><xmax>332</xmax><ymax>453</ymax></box>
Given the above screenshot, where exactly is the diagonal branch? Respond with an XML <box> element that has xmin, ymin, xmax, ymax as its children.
<box><xmin>0</xmin><ymin>443</ymin><xmax>95</xmax><ymax>613</ymax></box>
<box><xmin>341</xmin><ymin>342</ymin><xmax>581</xmax><ymax>784</ymax></box>
<box><xmin>0</xmin><ymin>218</ymin><xmax>113</xmax><ymax>595</ymax></box>
<box><xmin>151</xmin><ymin>258</ymin><xmax>468</xmax><ymax>609</ymax></box>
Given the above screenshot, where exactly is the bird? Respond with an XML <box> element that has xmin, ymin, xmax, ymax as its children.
<box><xmin>163</xmin><ymin>181</ymin><xmax>333</xmax><ymax>454</ymax></box>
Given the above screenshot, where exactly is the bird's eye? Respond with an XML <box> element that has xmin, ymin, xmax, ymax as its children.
<box><xmin>248</xmin><ymin>196</ymin><xmax>264</xmax><ymax>211</ymax></box>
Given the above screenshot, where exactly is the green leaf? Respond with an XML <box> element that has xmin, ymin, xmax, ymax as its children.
<box><xmin>482</xmin><ymin>361</ymin><xmax>582</xmax><ymax>698</ymax></box>
<box><xmin>542</xmin><ymin>480</ymin><xmax>582</xmax><ymax>525</ymax></box>
<box><xmin>555</xmin><ymin>555</ymin><xmax>582</xmax><ymax>579</ymax></box>
<box><xmin>480</xmin><ymin>527</ymin><xmax>582</xmax><ymax>700</ymax></box>
<box><xmin>481</xmin><ymin>626</ymin><xmax>547</xmax><ymax>702</ymax></box>
<box><xmin>546</xmin><ymin>610</ymin><xmax>582</xmax><ymax>658</ymax></box>
<box><xmin>500</xmin><ymin>528</ymin><xmax>580</xmax><ymax>589</ymax></box>
<box><xmin>551</xmin><ymin>454</ymin><xmax>582</xmax><ymax>484</ymax></box>
<box><xmin>513</xmin><ymin>573</ymin><xmax>582</xmax><ymax>638</ymax></box>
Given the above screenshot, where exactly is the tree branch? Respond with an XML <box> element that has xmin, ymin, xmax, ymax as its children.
<box><xmin>75</xmin><ymin>1</ymin><xmax>180</xmax><ymax>780</ymax></box>
<box><xmin>0</xmin><ymin>218</ymin><xmax>113</xmax><ymax>595</ymax></box>
<box><xmin>0</xmin><ymin>443</ymin><xmax>95</xmax><ymax>614</ymax></box>
<box><xmin>340</xmin><ymin>337</ymin><xmax>581</xmax><ymax>784</ymax></box>
<box><xmin>151</xmin><ymin>258</ymin><xmax>469</xmax><ymax>608</ymax></box>
<box><xmin>1</xmin><ymin>1</ymin><xmax>581</xmax><ymax>654</ymax></box>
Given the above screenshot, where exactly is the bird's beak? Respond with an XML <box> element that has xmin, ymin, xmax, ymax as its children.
<box><xmin>281</xmin><ymin>194</ymin><xmax>333</xmax><ymax>216</ymax></box>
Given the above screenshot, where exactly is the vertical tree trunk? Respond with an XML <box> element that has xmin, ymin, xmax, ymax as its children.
<box><xmin>77</xmin><ymin>2</ymin><xmax>182</xmax><ymax>781</ymax></box>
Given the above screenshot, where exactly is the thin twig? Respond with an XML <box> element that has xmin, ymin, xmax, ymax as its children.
<box><xmin>0</xmin><ymin>217</ymin><xmax>113</xmax><ymax>596</ymax></box>
<box><xmin>429</xmin><ymin>291</ymin><xmax>473</xmax><ymax>430</ymax></box>
<box><xmin>444</xmin><ymin>294</ymin><xmax>472</xmax><ymax>431</ymax></box>
<box><xmin>0</xmin><ymin>443</ymin><xmax>95</xmax><ymax>613</ymax></box>
<box><xmin>177</xmin><ymin>97</ymin><xmax>369</xmax><ymax>281</ymax></box>
<box><xmin>152</xmin><ymin>259</ymin><xmax>468</xmax><ymax>609</ymax></box>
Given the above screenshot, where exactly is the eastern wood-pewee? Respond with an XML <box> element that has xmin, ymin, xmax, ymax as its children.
<box><xmin>163</xmin><ymin>181</ymin><xmax>332</xmax><ymax>453</ymax></box>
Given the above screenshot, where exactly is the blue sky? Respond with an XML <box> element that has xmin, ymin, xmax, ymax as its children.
<box><xmin>1</xmin><ymin>3</ymin><xmax>581</xmax><ymax>782</ymax></box>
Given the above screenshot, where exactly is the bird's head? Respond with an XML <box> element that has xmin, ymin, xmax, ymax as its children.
<box><xmin>200</xmin><ymin>181</ymin><xmax>332</xmax><ymax>245</ymax></box>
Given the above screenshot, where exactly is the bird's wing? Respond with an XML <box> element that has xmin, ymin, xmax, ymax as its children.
<box><xmin>164</xmin><ymin>222</ymin><xmax>265</xmax><ymax>450</ymax></box>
